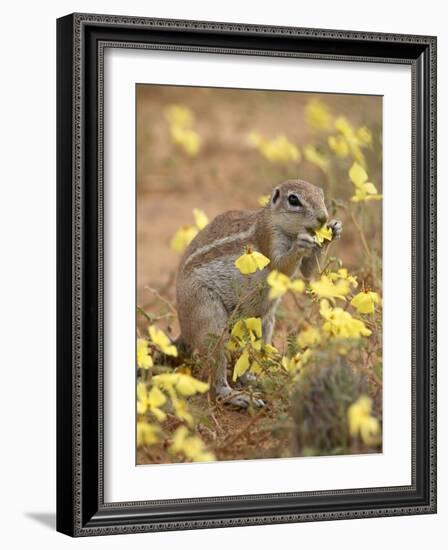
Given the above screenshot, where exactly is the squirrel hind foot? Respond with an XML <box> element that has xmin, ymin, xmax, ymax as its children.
<box><xmin>216</xmin><ymin>386</ymin><xmax>265</xmax><ymax>409</ymax></box>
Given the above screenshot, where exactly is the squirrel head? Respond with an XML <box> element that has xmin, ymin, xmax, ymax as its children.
<box><xmin>267</xmin><ymin>179</ymin><xmax>328</xmax><ymax>236</ymax></box>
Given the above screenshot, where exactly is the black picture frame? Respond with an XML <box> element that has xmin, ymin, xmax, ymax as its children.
<box><xmin>56</xmin><ymin>13</ymin><xmax>437</xmax><ymax>537</ymax></box>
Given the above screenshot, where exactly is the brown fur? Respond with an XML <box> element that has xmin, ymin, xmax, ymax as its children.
<box><xmin>175</xmin><ymin>179</ymin><xmax>340</xmax><ymax>408</ymax></box>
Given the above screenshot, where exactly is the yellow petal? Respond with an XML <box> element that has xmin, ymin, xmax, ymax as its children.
<box><xmin>233</xmin><ymin>349</ymin><xmax>251</xmax><ymax>381</ymax></box>
<box><xmin>171</xmin><ymin>395</ymin><xmax>194</xmax><ymax>426</ymax></box>
<box><xmin>363</xmin><ymin>182</ymin><xmax>379</xmax><ymax>194</ymax></box>
<box><xmin>137</xmin><ymin>338</ymin><xmax>153</xmax><ymax>369</ymax></box>
<box><xmin>360</xmin><ymin>416</ymin><xmax>380</xmax><ymax>445</ymax></box>
<box><xmin>310</xmin><ymin>275</ymin><xmax>350</xmax><ymax>300</ymax></box>
<box><xmin>235</xmin><ymin>249</ymin><xmax>270</xmax><ymax>274</ymax></box>
<box><xmin>267</xmin><ymin>270</ymin><xmax>290</xmax><ymax>299</ymax></box>
<box><xmin>314</xmin><ymin>225</ymin><xmax>333</xmax><ymax>246</ymax></box>
<box><xmin>252</xmin><ymin>250</ymin><xmax>271</xmax><ymax>270</ymax></box>
<box><xmin>148</xmin><ymin>386</ymin><xmax>166</xmax><ymax>408</ymax></box>
<box><xmin>175</xmin><ymin>374</ymin><xmax>209</xmax><ymax>396</ymax></box>
<box><xmin>148</xmin><ymin>326</ymin><xmax>178</xmax><ymax>357</ymax></box>
<box><xmin>235</xmin><ymin>252</ymin><xmax>257</xmax><ymax>274</ymax></box>
<box><xmin>289</xmin><ymin>278</ymin><xmax>305</xmax><ymax>293</ymax></box>
<box><xmin>350</xmin><ymin>291</ymin><xmax>381</xmax><ymax>314</ymax></box>
<box><xmin>170</xmin><ymin>225</ymin><xmax>198</xmax><ymax>252</ymax></box>
<box><xmin>170</xmin><ymin>125</ymin><xmax>201</xmax><ymax>156</ymax></box>
<box><xmin>193</xmin><ymin>208</ymin><xmax>209</xmax><ymax>230</ymax></box>
<box><xmin>305</xmin><ymin>99</ymin><xmax>333</xmax><ymax>130</ymax></box>
<box><xmin>258</xmin><ymin>194</ymin><xmax>270</xmax><ymax>207</ymax></box>
<box><xmin>328</xmin><ymin>135</ymin><xmax>349</xmax><ymax>157</ymax></box>
<box><xmin>170</xmin><ymin>426</ymin><xmax>189</xmax><ymax>453</ymax></box>
<box><xmin>356</xmin><ymin>126</ymin><xmax>373</xmax><ymax>146</ymax></box>
<box><xmin>164</xmin><ymin>104</ymin><xmax>194</xmax><ymax>127</ymax></box>
<box><xmin>136</xmin><ymin>382</ymin><xmax>149</xmax><ymax>414</ymax></box>
<box><xmin>137</xmin><ymin>421</ymin><xmax>159</xmax><ymax>447</ymax></box>
<box><xmin>349</xmin><ymin>162</ymin><xmax>368</xmax><ymax>187</ymax></box>
<box><xmin>335</xmin><ymin>117</ymin><xmax>355</xmax><ymax>140</ymax></box>
<box><xmin>297</xmin><ymin>326</ymin><xmax>321</xmax><ymax>349</ymax></box>
<box><xmin>304</xmin><ymin>145</ymin><xmax>329</xmax><ymax>173</ymax></box>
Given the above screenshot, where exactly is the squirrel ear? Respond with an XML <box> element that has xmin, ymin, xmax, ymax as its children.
<box><xmin>271</xmin><ymin>187</ymin><xmax>280</xmax><ymax>205</ymax></box>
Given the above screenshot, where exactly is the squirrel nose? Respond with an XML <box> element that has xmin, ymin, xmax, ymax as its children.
<box><xmin>317</xmin><ymin>211</ymin><xmax>328</xmax><ymax>225</ymax></box>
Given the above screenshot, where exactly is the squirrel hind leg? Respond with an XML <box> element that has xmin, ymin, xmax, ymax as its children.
<box><xmin>178</xmin><ymin>286</ymin><xmax>230</xmax><ymax>385</ymax></box>
<box><xmin>178</xmin><ymin>286</ymin><xmax>265</xmax><ymax>410</ymax></box>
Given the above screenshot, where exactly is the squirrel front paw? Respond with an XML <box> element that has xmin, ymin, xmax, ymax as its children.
<box><xmin>296</xmin><ymin>232</ymin><xmax>319</xmax><ymax>252</ymax></box>
<box><xmin>328</xmin><ymin>219</ymin><xmax>343</xmax><ymax>240</ymax></box>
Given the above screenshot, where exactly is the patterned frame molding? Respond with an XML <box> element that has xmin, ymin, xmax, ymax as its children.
<box><xmin>56</xmin><ymin>13</ymin><xmax>437</xmax><ymax>537</ymax></box>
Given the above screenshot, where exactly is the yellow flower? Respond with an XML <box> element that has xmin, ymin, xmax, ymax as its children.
<box><xmin>173</xmin><ymin>374</ymin><xmax>209</xmax><ymax>397</ymax></box>
<box><xmin>170</xmin><ymin>395</ymin><xmax>194</xmax><ymax>426</ymax></box>
<box><xmin>170</xmin><ymin>426</ymin><xmax>215</xmax><ymax>462</ymax></box>
<box><xmin>349</xmin><ymin>162</ymin><xmax>382</xmax><ymax>202</ymax></box>
<box><xmin>153</xmin><ymin>373</ymin><xmax>209</xmax><ymax>397</ymax></box>
<box><xmin>297</xmin><ymin>326</ymin><xmax>321</xmax><ymax>349</ymax></box>
<box><xmin>320</xmin><ymin>299</ymin><xmax>371</xmax><ymax>339</ymax></box>
<box><xmin>248</xmin><ymin>132</ymin><xmax>300</xmax><ymax>163</ymax></box>
<box><xmin>289</xmin><ymin>279</ymin><xmax>306</xmax><ymax>293</ymax></box>
<box><xmin>347</xmin><ymin>395</ymin><xmax>380</xmax><ymax>445</ymax></box>
<box><xmin>328</xmin><ymin>268</ymin><xmax>358</xmax><ymax>288</ymax></box>
<box><xmin>170</xmin><ymin>225</ymin><xmax>198</xmax><ymax>252</ymax></box>
<box><xmin>137</xmin><ymin>338</ymin><xmax>153</xmax><ymax>369</ymax></box>
<box><xmin>351</xmin><ymin>185</ymin><xmax>383</xmax><ymax>203</ymax></box>
<box><xmin>171</xmin><ymin>208</ymin><xmax>209</xmax><ymax>252</ymax></box>
<box><xmin>136</xmin><ymin>421</ymin><xmax>160</xmax><ymax>447</ymax></box>
<box><xmin>235</xmin><ymin>246</ymin><xmax>270</xmax><ymax>274</ymax></box>
<box><xmin>193</xmin><ymin>208</ymin><xmax>209</xmax><ymax>230</ymax></box>
<box><xmin>281</xmin><ymin>349</ymin><xmax>312</xmax><ymax>376</ymax></box>
<box><xmin>263</xmin><ymin>136</ymin><xmax>300</xmax><ymax>163</ymax></box>
<box><xmin>165</xmin><ymin>104</ymin><xmax>201</xmax><ymax>156</ymax></box>
<box><xmin>328</xmin><ymin>134</ymin><xmax>349</xmax><ymax>158</ymax></box>
<box><xmin>310</xmin><ymin>275</ymin><xmax>350</xmax><ymax>301</ymax></box>
<box><xmin>258</xmin><ymin>343</ymin><xmax>279</xmax><ymax>359</ymax></box>
<box><xmin>137</xmin><ymin>382</ymin><xmax>167</xmax><ymax>421</ymax></box>
<box><xmin>267</xmin><ymin>270</ymin><xmax>305</xmax><ymax>299</ymax></box>
<box><xmin>356</xmin><ymin>126</ymin><xmax>373</xmax><ymax>146</ymax></box>
<box><xmin>242</xmin><ymin>342</ymin><xmax>279</xmax><ymax>379</ymax></box>
<box><xmin>164</xmin><ymin>104</ymin><xmax>194</xmax><ymax>127</ymax></box>
<box><xmin>170</xmin><ymin>125</ymin><xmax>201</xmax><ymax>156</ymax></box>
<box><xmin>148</xmin><ymin>326</ymin><xmax>178</xmax><ymax>357</ymax></box>
<box><xmin>305</xmin><ymin>99</ymin><xmax>333</xmax><ymax>130</ymax></box>
<box><xmin>227</xmin><ymin>317</ymin><xmax>262</xmax><ymax>351</ymax></box>
<box><xmin>314</xmin><ymin>225</ymin><xmax>333</xmax><ymax>247</ymax></box>
<box><xmin>304</xmin><ymin>145</ymin><xmax>329</xmax><ymax>174</ymax></box>
<box><xmin>335</xmin><ymin>116</ymin><xmax>356</xmax><ymax>139</ymax></box>
<box><xmin>267</xmin><ymin>270</ymin><xmax>290</xmax><ymax>299</ymax></box>
<box><xmin>335</xmin><ymin>117</ymin><xmax>366</xmax><ymax>165</ymax></box>
<box><xmin>232</xmin><ymin>348</ymin><xmax>251</xmax><ymax>381</ymax></box>
<box><xmin>350</xmin><ymin>290</ymin><xmax>381</xmax><ymax>314</ymax></box>
<box><xmin>258</xmin><ymin>194</ymin><xmax>270</xmax><ymax>207</ymax></box>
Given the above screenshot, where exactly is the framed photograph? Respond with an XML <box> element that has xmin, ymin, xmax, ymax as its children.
<box><xmin>56</xmin><ymin>13</ymin><xmax>437</xmax><ymax>536</ymax></box>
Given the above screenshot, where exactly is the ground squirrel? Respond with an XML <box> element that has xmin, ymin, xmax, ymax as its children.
<box><xmin>176</xmin><ymin>180</ymin><xmax>342</xmax><ymax>408</ymax></box>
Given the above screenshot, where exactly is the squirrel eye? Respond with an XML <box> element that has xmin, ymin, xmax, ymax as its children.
<box><xmin>288</xmin><ymin>194</ymin><xmax>302</xmax><ymax>207</ymax></box>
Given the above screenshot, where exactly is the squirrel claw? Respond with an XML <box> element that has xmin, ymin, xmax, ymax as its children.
<box><xmin>328</xmin><ymin>219</ymin><xmax>343</xmax><ymax>240</ymax></box>
<box><xmin>217</xmin><ymin>388</ymin><xmax>265</xmax><ymax>409</ymax></box>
